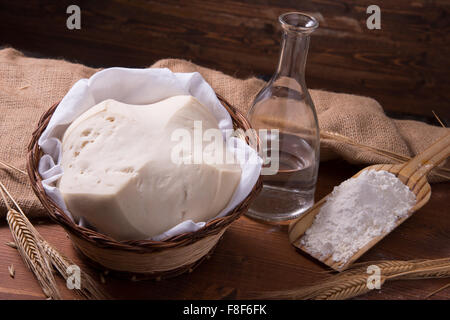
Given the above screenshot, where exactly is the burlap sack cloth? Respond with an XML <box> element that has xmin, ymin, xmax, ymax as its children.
<box><xmin>0</xmin><ymin>48</ymin><xmax>448</xmax><ymax>218</ymax></box>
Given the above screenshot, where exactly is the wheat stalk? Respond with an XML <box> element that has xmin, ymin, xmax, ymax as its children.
<box><xmin>1</xmin><ymin>186</ymin><xmax>61</xmax><ymax>299</ymax></box>
<box><xmin>426</xmin><ymin>281</ymin><xmax>450</xmax><ymax>299</ymax></box>
<box><xmin>320</xmin><ymin>131</ymin><xmax>450</xmax><ymax>180</ymax></box>
<box><xmin>257</xmin><ymin>116</ymin><xmax>449</xmax><ymax>180</ymax></box>
<box><xmin>40</xmin><ymin>239</ymin><xmax>110</xmax><ymax>300</ymax></box>
<box><xmin>257</xmin><ymin>258</ymin><xmax>450</xmax><ymax>300</ymax></box>
<box><xmin>336</xmin><ymin>257</ymin><xmax>450</xmax><ymax>278</ymax></box>
<box><xmin>392</xmin><ymin>265</ymin><xmax>450</xmax><ymax>280</ymax></box>
<box><xmin>0</xmin><ymin>160</ymin><xmax>27</xmax><ymax>175</ymax></box>
<box><xmin>0</xmin><ymin>180</ymin><xmax>107</xmax><ymax>300</ymax></box>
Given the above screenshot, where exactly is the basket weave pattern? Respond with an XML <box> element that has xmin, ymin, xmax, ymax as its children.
<box><xmin>27</xmin><ymin>96</ymin><xmax>262</xmax><ymax>279</ymax></box>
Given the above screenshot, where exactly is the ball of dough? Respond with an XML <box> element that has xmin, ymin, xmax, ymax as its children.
<box><xmin>58</xmin><ymin>96</ymin><xmax>241</xmax><ymax>240</ymax></box>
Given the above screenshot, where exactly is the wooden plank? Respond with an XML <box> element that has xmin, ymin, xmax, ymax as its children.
<box><xmin>0</xmin><ymin>0</ymin><xmax>448</xmax><ymax>119</ymax></box>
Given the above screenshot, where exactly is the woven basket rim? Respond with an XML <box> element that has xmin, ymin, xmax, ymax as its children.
<box><xmin>27</xmin><ymin>95</ymin><xmax>262</xmax><ymax>253</ymax></box>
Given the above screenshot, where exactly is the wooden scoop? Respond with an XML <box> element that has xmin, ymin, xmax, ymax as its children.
<box><xmin>289</xmin><ymin>132</ymin><xmax>450</xmax><ymax>271</ymax></box>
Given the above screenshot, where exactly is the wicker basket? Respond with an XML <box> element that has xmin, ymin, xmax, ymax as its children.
<box><xmin>27</xmin><ymin>96</ymin><xmax>262</xmax><ymax>280</ymax></box>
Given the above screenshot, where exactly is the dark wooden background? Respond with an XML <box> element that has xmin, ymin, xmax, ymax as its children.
<box><xmin>0</xmin><ymin>0</ymin><xmax>449</xmax><ymax>121</ymax></box>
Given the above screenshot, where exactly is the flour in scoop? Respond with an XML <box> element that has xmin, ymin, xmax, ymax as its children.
<box><xmin>301</xmin><ymin>170</ymin><xmax>416</xmax><ymax>265</ymax></box>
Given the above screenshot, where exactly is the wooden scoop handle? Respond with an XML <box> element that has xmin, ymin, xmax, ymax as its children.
<box><xmin>398</xmin><ymin>131</ymin><xmax>450</xmax><ymax>187</ymax></box>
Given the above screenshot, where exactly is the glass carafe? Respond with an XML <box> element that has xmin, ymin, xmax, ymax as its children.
<box><xmin>247</xmin><ymin>12</ymin><xmax>320</xmax><ymax>222</ymax></box>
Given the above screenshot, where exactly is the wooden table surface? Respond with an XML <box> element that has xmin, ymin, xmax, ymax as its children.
<box><xmin>0</xmin><ymin>159</ymin><xmax>449</xmax><ymax>300</ymax></box>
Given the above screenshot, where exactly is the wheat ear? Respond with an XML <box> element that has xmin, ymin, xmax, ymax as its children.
<box><xmin>1</xmin><ymin>186</ymin><xmax>61</xmax><ymax>299</ymax></box>
<box><xmin>257</xmin><ymin>258</ymin><xmax>450</xmax><ymax>300</ymax></box>
<box><xmin>0</xmin><ymin>179</ymin><xmax>107</xmax><ymax>300</ymax></box>
<box><xmin>432</xmin><ymin>110</ymin><xmax>446</xmax><ymax>128</ymax></box>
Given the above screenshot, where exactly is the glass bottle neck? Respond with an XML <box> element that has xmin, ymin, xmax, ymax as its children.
<box><xmin>275</xmin><ymin>31</ymin><xmax>310</xmax><ymax>80</ymax></box>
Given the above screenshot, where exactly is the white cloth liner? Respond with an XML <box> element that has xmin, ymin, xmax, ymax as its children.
<box><xmin>38</xmin><ymin>67</ymin><xmax>262</xmax><ymax>241</ymax></box>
